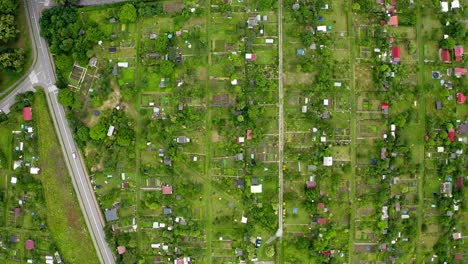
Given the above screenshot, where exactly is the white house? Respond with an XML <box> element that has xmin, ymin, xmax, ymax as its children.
<box><xmin>241</xmin><ymin>216</ymin><xmax>248</xmax><ymax>224</ymax></box>
<box><xmin>30</xmin><ymin>167</ymin><xmax>40</xmax><ymax>174</ymax></box>
<box><xmin>251</xmin><ymin>184</ymin><xmax>263</xmax><ymax>193</ymax></box>
<box><xmin>302</xmin><ymin>105</ymin><xmax>308</xmax><ymax>113</ymax></box>
<box><xmin>11</xmin><ymin>176</ymin><xmax>17</xmax><ymax>185</ymax></box>
<box><xmin>440</xmin><ymin>1</ymin><xmax>449</xmax><ymax>12</ymax></box>
<box><xmin>317</xmin><ymin>26</ymin><xmax>327</xmax><ymax>32</ymax></box>
<box><xmin>107</xmin><ymin>125</ymin><xmax>115</xmax><ymax>137</ymax></box>
<box><xmin>117</xmin><ymin>62</ymin><xmax>129</xmax><ymax>68</ymax></box>
<box><xmin>323</xmin><ymin>157</ymin><xmax>333</xmax><ymax>166</ymax></box>
<box><xmin>451</xmin><ymin>0</ymin><xmax>460</xmax><ymax>9</ymax></box>
<box><xmin>265</xmin><ymin>38</ymin><xmax>274</xmax><ymax>44</ymax></box>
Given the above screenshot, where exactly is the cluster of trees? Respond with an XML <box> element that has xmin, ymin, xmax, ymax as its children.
<box><xmin>0</xmin><ymin>0</ymin><xmax>25</xmax><ymax>72</ymax></box>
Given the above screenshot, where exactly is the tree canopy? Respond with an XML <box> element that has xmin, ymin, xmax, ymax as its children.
<box><xmin>0</xmin><ymin>47</ymin><xmax>24</xmax><ymax>71</ymax></box>
<box><xmin>0</xmin><ymin>0</ymin><xmax>18</xmax><ymax>15</ymax></box>
<box><xmin>119</xmin><ymin>3</ymin><xmax>137</xmax><ymax>23</ymax></box>
<box><xmin>0</xmin><ymin>14</ymin><xmax>18</xmax><ymax>42</ymax></box>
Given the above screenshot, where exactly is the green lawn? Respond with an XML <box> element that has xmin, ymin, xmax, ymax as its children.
<box><xmin>34</xmin><ymin>89</ymin><xmax>99</xmax><ymax>263</ymax></box>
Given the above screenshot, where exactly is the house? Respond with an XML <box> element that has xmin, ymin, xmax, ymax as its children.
<box><xmin>441</xmin><ymin>182</ymin><xmax>452</xmax><ymax>197</ymax></box>
<box><xmin>296</xmin><ymin>49</ymin><xmax>305</xmax><ymax>55</ymax></box>
<box><xmin>395</xmin><ymin>202</ymin><xmax>401</xmax><ymax>212</ymax></box>
<box><xmin>265</xmin><ymin>38</ymin><xmax>274</xmax><ymax>44</ymax></box>
<box><xmin>148</xmin><ymin>53</ymin><xmax>161</xmax><ymax>59</ymax></box>
<box><xmin>435</xmin><ymin>100</ymin><xmax>442</xmax><ymax>110</ymax></box>
<box><xmin>149</xmin><ymin>33</ymin><xmax>157</xmax><ymax>39</ymax></box>
<box><xmin>235</xmin><ymin>248</ymin><xmax>243</xmax><ymax>256</ymax></box>
<box><xmin>245</xmin><ymin>53</ymin><xmax>257</xmax><ymax>61</ymax></box>
<box><xmin>323</xmin><ymin>156</ymin><xmax>333</xmax><ymax>166</ymax></box>
<box><xmin>88</xmin><ymin>57</ymin><xmax>98</xmax><ymax>67</ymax></box>
<box><xmin>109</xmin><ymin>17</ymin><xmax>116</xmax><ymax>23</ymax></box>
<box><xmin>454</xmin><ymin>46</ymin><xmax>463</xmax><ymax>62</ymax></box>
<box><xmin>451</xmin><ymin>0</ymin><xmax>460</xmax><ymax>9</ymax></box>
<box><xmin>163</xmin><ymin>156</ymin><xmax>172</xmax><ymax>166</ymax></box>
<box><xmin>163</xmin><ymin>207</ymin><xmax>172</xmax><ymax>215</ymax></box>
<box><xmin>30</xmin><ymin>167</ymin><xmax>40</xmax><ymax>174</ymax></box>
<box><xmin>23</xmin><ymin>107</ymin><xmax>32</xmax><ymax>121</ymax></box>
<box><xmin>160</xmin><ymin>78</ymin><xmax>166</xmax><ymax>88</ymax></box>
<box><xmin>440</xmin><ymin>49</ymin><xmax>451</xmax><ymax>63</ymax></box>
<box><xmin>235</xmin><ymin>178</ymin><xmax>245</xmax><ymax>188</ymax></box>
<box><xmin>458</xmin><ymin>123</ymin><xmax>468</xmax><ymax>134</ymax></box>
<box><xmin>25</xmin><ymin>240</ymin><xmax>35</xmax><ymax>250</ymax></box>
<box><xmin>246</xmin><ymin>129</ymin><xmax>253</xmax><ymax>140</ymax></box>
<box><xmin>251</xmin><ymin>184</ymin><xmax>263</xmax><ymax>193</ymax></box>
<box><xmin>381</xmin><ymin>148</ymin><xmax>387</xmax><ymax>160</ymax></box>
<box><xmin>382</xmin><ymin>206</ymin><xmax>389</xmax><ymax>220</ymax></box>
<box><xmin>317</xmin><ymin>218</ymin><xmax>327</xmax><ymax>225</ymax></box>
<box><xmin>11</xmin><ymin>176</ymin><xmax>17</xmax><ymax>185</ymax></box>
<box><xmin>109</xmin><ymin>47</ymin><xmax>117</xmax><ymax>53</ymax></box>
<box><xmin>318</xmin><ymin>202</ymin><xmax>325</xmax><ymax>209</ymax></box>
<box><xmin>389</xmin><ymin>15</ymin><xmax>398</xmax><ymax>26</ymax></box>
<box><xmin>455</xmin><ymin>68</ymin><xmax>467</xmax><ymax>78</ymax></box>
<box><xmin>10</xmin><ymin>234</ymin><xmax>19</xmax><ymax>243</ymax></box>
<box><xmin>236</xmin><ymin>153</ymin><xmax>244</xmax><ymax>161</ymax></box>
<box><xmin>302</xmin><ymin>105</ymin><xmax>308</xmax><ymax>113</ymax></box>
<box><xmin>104</xmin><ymin>208</ymin><xmax>118</xmax><ymax>222</ymax></box>
<box><xmin>176</xmin><ymin>136</ymin><xmax>190</xmax><ymax>143</ymax></box>
<box><xmin>457</xmin><ymin>177</ymin><xmax>464</xmax><ymax>190</ymax></box>
<box><xmin>237</xmin><ymin>137</ymin><xmax>245</xmax><ymax>144</ymax></box>
<box><xmin>117</xmin><ymin>246</ymin><xmax>126</xmax><ymax>255</ymax></box>
<box><xmin>162</xmin><ymin>185</ymin><xmax>173</xmax><ymax>195</ymax></box>
<box><xmin>448</xmin><ymin>129</ymin><xmax>455</xmax><ymax>142</ymax></box>
<box><xmin>440</xmin><ymin>1</ymin><xmax>449</xmax><ymax>12</ymax></box>
<box><xmin>107</xmin><ymin>125</ymin><xmax>115</xmax><ymax>137</ymax></box>
<box><xmin>457</xmin><ymin>93</ymin><xmax>467</xmax><ymax>104</ymax></box>
<box><xmin>247</xmin><ymin>15</ymin><xmax>258</xmax><ymax>28</ymax></box>
<box><xmin>112</xmin><ymin>64</ymin><xmax>119</xmax><ymax>76</ymax></box>
<box><xmin>381</xmin><ymin>103</ymin><xmax>389</xmax><ymax>115</ymax></box>
<box><xmin>317</xmin><ymin>25</ymin><xmax>327</xmax><ymax>32</ymax></box>
<box><xmin>453</xmin><ymin>232</ymin><xmax>462</xmax><ymax>240</ymax></box>
<box><xmin>391</xmin><ymin>46</ymin><xmax>401</xmax><ymax>63</ymax></box>
<box><xmin>306</xmin><ymin>180</ymin><xmax>317</xmax><ymax>189</ymax></box>
<box><xmin>121</xmin><ymin>182</ymin><xmax>129</xmax><ymax>189</ymax></box>
<box><xmin>455</xmin><ymin>253</ymin><xmax>463</xmax><ymax>261</ymax></box>
<box><xmin>240</xmin><ymin>216</ymin><xmax>248</xmax><ymax>224</ymax></box>
<box><xmin>117</xmin><ymin>62</ymin><xmax>129</xmax><ymax>68</ymax></box>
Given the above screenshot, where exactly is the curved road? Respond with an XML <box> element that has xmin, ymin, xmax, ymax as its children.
<box><xmin>0</xmin><ymin>1</ymin><xmax>132</xmax><ymax>263</ymax></box>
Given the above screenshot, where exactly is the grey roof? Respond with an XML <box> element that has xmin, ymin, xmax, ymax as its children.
<box><xmin>235</xmin><ymin>248</ymin><xmax>243</xmax><ymax>256</ymax></box>
<box><xmin>109</xmin><ymin>18</ymin><xmax>116</xmax><ymax>23</ymax></box>
<box><xmin>104</xmin><ymin>208</ymin><xmax>118</xmax><ymax>222</ymax></box>
<box><xmin>235</xmin><ymin>178</ymin><xmax>245</xmax><ymax>187</ymax></box>
<box><xmin>164</xmin><ymin>156</ymin><xmax>172</xmax><ymax>166</ymax></box>
<box><xmin>112</xmin><ymin>64</ymin><xmax>119</xmax><ymax>76</ymax></box>
<box><xmin>251</xmin><ymin>178</ymin><xmax>259</xmax><ymax>185</ymax></box>
<box><xmin>236</xmin><ymin>153</ymin><xmax>244</xmax><ymax>161</ymax></box>
<box><xmin>458</xmin><ymin>123</ymin><xmax>468</xmax><ymax>134</ymax></box>
<box><xmin>176</xmin><ymin>136</ymin><xmax>190</xmax><ymax>143</ymax></box>
<box><xmin>109</xmin><ymin>47</ymin><xmax>117</xmax><ymax>53</ymax></box>
<box><xmin>163</xmin><ymin>207</ymin><xmax>172</xmax><ymax>215</ymax></box>
<box><xmin>435</xmin><ymin>100</ymin><xmax>442</xmax><ymax>110</ymax></box>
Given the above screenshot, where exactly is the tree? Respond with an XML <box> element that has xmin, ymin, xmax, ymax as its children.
<box><xmin>119</xmin><ymin>3</ymin><xmax>137</xmax><ymax>23</ymax></box>
<box><xmin>0</xmin><ymin>14</ymin><xmax>18</xmax><ymax>42</ymax></box>
<box><xmin>352</xmin><ymin>3</ymin><xmax>361</xmax><ymax>12</ymax></box>
<box><xmin>77</xmin><ymin>126</ymin><xmax>89</xmax><ymax>142</ymax></box>
<box><xmin>440</xmin><ymin>38</ymin><xmax>455</xmax><ymax>49</ymax></box>
<box><xmin>0</xmin><ymin>47</ymin><xmax>24</xmax><ymax>71</ymax></box>
<box><xmin>159</xmin><ymin>60</ymin><xmax>175</xmax><ymax>76</ymax></box>
<box><xmin>54</xmin><ymin>0</ymin><xmax>79</xmax><ymax>5</ymax></box>
<box><xmin>58</xmin><ymin>88</ymin><xmax>74</xmax><ymax>107</ymax></box>
<box><xmin>155</xmin><ymin>35</ymin><xmax>169</xmax><ymax>53</ymax></box>
<box><xmin>0</xmin><ymin>0</ymin><xmax>18</xmax><ymax>14</ymax></box>
<box><xmin>89</xmin><ymin>122</ymin><xmax>107</xmax><ymax>141</ymax></box>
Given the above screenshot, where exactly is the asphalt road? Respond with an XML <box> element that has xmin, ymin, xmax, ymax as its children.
<box><xmin>0</xmin><ymin>1</ymin><xmax>116</xmax><ymax>263</ymax></box>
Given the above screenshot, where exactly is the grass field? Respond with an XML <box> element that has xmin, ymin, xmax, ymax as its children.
<box><xmin>34</xmin><ymin>89</ymin><xmax>99</xmax><ymax>264</ymax></box>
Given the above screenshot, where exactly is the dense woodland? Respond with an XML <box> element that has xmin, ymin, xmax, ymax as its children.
<box><xmin>0</xmin><ymin>0</ymin><xmax>25</xmax><ymax>73</ymax></box>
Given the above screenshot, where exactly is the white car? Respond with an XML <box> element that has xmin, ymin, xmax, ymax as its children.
<box><xmin>72</xmin><ymin>152</ymin><xmax>76</xmax><ymax>159</ymax></box>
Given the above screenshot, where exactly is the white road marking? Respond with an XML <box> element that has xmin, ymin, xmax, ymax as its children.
<box><xmin>29</xmin><ymin>71</ymin><xmax>38</xmax><ymax>84</ymax></box>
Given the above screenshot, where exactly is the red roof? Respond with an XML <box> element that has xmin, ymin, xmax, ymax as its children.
<box><xmin>246</xmin><ymin>129</ymin><xmax>253</xmax><ymax>140</ymax></box>
<box><xmin>381</xmin><ymin>103</ymin><xmax>390</xmax><ymax>109</ymax></box>
<box><xmin>306</xmin><ymin>181</ymin><xmax>316</xmax><ymax>189</ymax></box>
<box><xmin>448</xmin><ymin>129</ymin><xmax>455</xmax><ymax>142</ymax></box>
<box><xmin>162</xmin><ymin>185</ymin><xmax>173</xmax><ymax>195</ymax></box>
<box><xmin>457</xmin><ymin>93</ymin><xmax>467</xmax><ymax>104</ymax></box>
<box><xmin>318</xmin><ymin>202</ymin><xmax>325</xmax><ymax>208</ymax></box>
<box><xmin>455</xmin><ymin>253</ymin><xmax>463</xmax><ymax>260</ymax></box>
<box><xmin>392</xmin><ymin>46</ymin><xmax>401</xmax><ymax>61</ymax></box>
<box><xmin>23</xmin><ymin>107</ymin><xmax>32</xmax><ymax>121</ymax></box>
<box><xmin>14</xmin><ymin>208</ymin><xmax>21</xmax><ymax>217</ymax></box>
<box><xmin>454</xmin><ymin>46</ymin><xmax>464</xmax><ymax>62</ymax></box>
<box><xmin>317</xmin><ymin>218</ymin><xmax>327</xmax><ymax>224</ymax></box>
<box><xmin>117</xmin><ymin>246</ymin><xmax>126</xmax><ymax>255</ymax></box>
<box><xmin>380</xmin><ymin>20</ymin><xmax>387</xmax><ymax>26</ymax></box>
<box><xmin>455</xmin><ymin>68</ymin><xmax>467</xmax><ymax>76</ymax></box>
<box><xmin>25</xmin><ymin>240</ymin><xmax>35</xmax><ymax>250</ymax></box>
<box><xmin>389</xmin><ymin>37</ymin><xmax>394</xmax><ymax>44</ymax></box>
<box><xmin>457</xmin><ymin>177</ymin><xmax>464</xmax><ymax>190</ymax></box>
<box><xmin>323</xmin><ymin>251</ymin><xmax>330</xmax><ymax>257</ymax></box>
<box><xmin>440</xmin><ymin>49</ymin><xmax>451</xmax><ymax>63</ymax></box>
<box><xmin>391</xmin><ymin>0</ymin><xmax>397</xmax><ymax>5</ymax></box>
<box><xmin>389</xmin><ymin>16</ymin><xmax>398</xmax><ymax>26</ymax></box>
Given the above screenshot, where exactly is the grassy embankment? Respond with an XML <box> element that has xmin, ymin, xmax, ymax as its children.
<box><xmin>34</xmin><ymin>89</ymin><xmax>99</xmax><ymax>263</ymax></box>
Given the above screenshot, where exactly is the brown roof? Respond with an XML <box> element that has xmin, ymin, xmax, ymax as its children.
<box><xmin>162</xmin><ymin>185</ymin><xmax>173</xmax><ymax>195</ymax></box>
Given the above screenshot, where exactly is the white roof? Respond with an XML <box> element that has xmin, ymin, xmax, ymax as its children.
<box><xmin>251</xmin><ymin>184</ymin><xmax>263</xmax><ymax>193</ymax></box>
<box><xmin>317</xmin><ymin>25</ymin><xmax>327</xmax><ymax>32</ymax></box>
<box><xmin>28</xmin><ymin>127</ymin><xmax>33</xmax><ymax>133</ymax></box>
<box><xmin>245</xmin><ymin>53</ymin><xmax>253</xmax><ymax>59</ymax></box>
<box><xmin>390</xmin><ymin>124</ymin><xmax>396</xmax><ymax>131</ymax></box>
<box><xmin>107</xmin><ymin>125</ymin><xmax>115</xmax><ymax>137</ymax></box>
<box><xmin>151</xmin><ymin>243</ymin><xmax>161</xmax><ymax>248</ymax></box>
<box><xmin>117</xmin><ymin>62</ymin><xmax>129</xmax><ymax>68</ymax></box>
<box><xmin>302</xmin><ymin>105</ymin><xmax>307</xmax><ymax>113</ymax></box>
<box><xmin>231</xmin><ymin>79</ymin><xmax>238</xmax><ymax>85</ymax></box>
<box><xmin>334</xmin><ymin>82</ymin><xmax>342</xmax><ymax>87</ymax></box>
<box><xmin>437</xmin><ymin>147</ymin><xmax>445</xmax><ymax>153</ymax></box>
<box><xmin>323</xmin><ymin>99</ymin><xmax>329</xmax><ymax>106</ymax></box>
<box><xmin>11</xmin><ymin>177</ymin><xmax>17</xmax><ymax>184</ymax></box>
<box><xmin>441</xmin><ymin>1</ymin><xmax>448</xmax><ymax>12</ymax></box>
<box><xmin>451</xmin><ymin>0</ymin><xmax>460</xmax><ymax>9</ymax></box>
<box><xmin>238</xmin><ymin>137</ymin><xmax>245</xmax><ymax>143</ymax></box>
<box><xmin>241</xmin><ymin>216</ymin><xmax>248</xmax><ymax>224</ymax></box>
<box><xmin>30</xmin><ymin>167</ymin><xmax>40</xmax><ymax>174</ymax></box>
<box><xmin>323</xmin><ymin>157</ymin><xmax>333</xmax><ymax>166</ymax></box>
<box><xmin>320</xmin><ymin>136</ymin><xmax>326</xmax><ymax>143</ymax></box>
<box><xmin>265</xmin><ymin>38</ymin><xmax>274</xmax><ymax>44</ymax></box>
<box><xmin>13</xmin><ymin>160</ymin><xmax>22</xmax><ymax>170</ymax></box>
<box><xmin>152</xmin><ymin>222</ymin><xmax>159</xmax><ymax>228</ymax></box>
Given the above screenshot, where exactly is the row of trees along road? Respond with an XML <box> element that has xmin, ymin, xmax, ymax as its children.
<box><xmin>0</xmin><ymin>0</ymin><xmax>25</xmax><ymax>73</ymax></box>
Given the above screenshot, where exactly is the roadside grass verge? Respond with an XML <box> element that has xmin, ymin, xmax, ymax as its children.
<box><xmin>34</xmin><ymin>89</ymin><xmax>99</xmax><ymax>264</ymax></box>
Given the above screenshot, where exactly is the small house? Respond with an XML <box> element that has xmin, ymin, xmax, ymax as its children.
<box><xmin>237</xmin><ymin>137</ymin><xmax>245</xmax><ymax>144</ymax></box>
<box><xmin>389</xmin><ymin>16</ymin><xmax>398</xmax><ymax>26</ymax></box>
<box><xmin>381</xmin><ymin>148</ymin><xmax>387</xmax><ymax>160</ymax></box>
<box><xmin>163</xmin><ymin>156</ymin><xmax>172</xmax><ymax>166</ymax></box>
<box><xmin>251</xmin><ymin>184</ymin><xmax>263</xmax><ymax>193</ymax></box>
<box><xmin>317</xmin><ymin>218</ymin><xmax>327</xmax><ymax>225</ymax></box>
<box><xmin>306</xmin><ymin>180</ymin><xmax>317</xmax><ymax>189</ymax></box>
<box><xmin>458</xmin><ymin>123</ymin><xmax>468</xmax><ymax>134</ymax></box>
<box><xmin>265</xmin><ymin>38</ymin><xmax>274</xmax><ymax>44</ymax></box>
<box><xmin>318</xmin><ymin>202</ymin><xmax>325</xmax><ymax>209</ymax></box>
<box><xmin>247</xmin><ymin>15</ymin><xmax>258</xmax><ymax>28</ymax></box>
<box><xmin>10</xmin><ymin>234</ymin><xmax>19</xmax><ymax>243</ymax></box>
<box><xmin>455</xmin><ymin>68</ymin><xmax>467</xmax><ymax>78</ymax></box>
<box><xmin>435</xmin><ymin>100</ymin><xmax>442</xmax><ymax>110</ymax></box>
<box><xmin>245</xmin><ymin>53</ymin><xmax>257</xmax><ymax>61</ymax></box>
<box><xmin>440</xmin><ymin>1</ymin><xmax>449</xmax><ymax>12</ymax></box>
<box><xmin>448</xmin><ymin>129</ymin><xmax>455</xmax><ymax>142</ymax></box>
<box><xmin>88</xmin><ymin>57</ymin><xmax>98</xmax><ymax>67</ymax></box>
<box><xmin>391</xmin><ymin>46</ymin><xmax>401</xmax><ymax>63</ymax></box>
<box><xmin>117</xmin><ymin>246</ymin><xmax>126</xmax><ymax>255</ymax></box>
<box><xmin>381</xmin><ymin>103</ymin><xmax>389</xmax><ymax>115</ymax></box>
<box><xmin>109</xmin><ymin>47</ymin><xmax>117</xmax><ymax>53</ymax></box>
<box><xmin>163</xmin><ymin>207</ymin><xmax>172</xmax><ymax>215</ymax></box>
<box><xmin>23</xmin><ymin>107</ymin><xmax>32</xmax><ymax>121</ymax></box>
<box><xmin>104</xmin><ymin>208</ymin><xmax>118</xmax><ymax>222</ymax></box>
<box><xmin>112</xmin><ymin>64</ymin><xmax>119</xmax><ymax>76</ymax></box>
<box><xmin>456</xmin><ymin>177</ymin><xmax>464</xmax><ymax>190</ymax></box>
<box><xmin>25</xmin><ymin>240</ymin><xmax>35</xmax><ymax>250</ymax></box>
<box><xmin>440</xmin><ymin>49</ymin><xmax>451</xmax><ymax>63</ymax></box>
<box><xmin>162</xmin><ymin>185</ymin><xmax>173</xmax><ymax>195</ymax></box>
<box><xmin>302</xmin><ymin>105</ymin><xmax>308</xmax><ymax>113</ymax></box>
<box><xmin>451</xmin><ymin>0</ymin><xmax>460</xmax><ymax>9</ymax></box>
<box><xmin>317</xmin><ymin>25</ymin><xmax>327</xmax><ymax>32</ymax></box>
<box><xmin>30</xmin><ymin>167</ymin><xmax>40</xmax><ymax>175</ymax></box>
<box><xmin>454</xmin><ymin>46</ymin><xmax>463</xmax><ymax>62</ymax></box>
<box><xmin>109</xmin><ymin>18</ymin><xmax>116</xmax><ymax>23</ymax></box>
<box><xmin>246</xmin><ymin>129</ymin><xmax>253</xmax><ymax>140</ymax></box>
<box><xmin>176</xmin><ymin>136</ymin><xmax>190</xmax><ymax>143</ymax></box>
<box><xmin>235</xmin><ymin>178</ymin><xmax>245</xmax><ymax>188</ymax></box>
<box><xmin>236</xmin><ymin>153</ymin><xmax>244</xmax><ymax>161</ymax></box>
<box><xmin>107</xmin><ymin>125</ymin><xmax>115</xmax><ymax>137</ymax></box>
<box><xmin>453</xmin><ymin>232</ymin><xmax>462</xmax><ymax>240</ymax></box>
<box><xmin>323</xmin><ymin>157</ymin><xmax>333</xmax><ymax>166</ymax></box>
<box><xmin>296</xmin><ymin>49</ymin><xmax>305</xmax><ymax>55</ymax></box>
<box><xmin>117</xmin><ymin>62</ymin><xmax>129</xmax><ymax>68</ymax></box>
<box><xmin>441</xmin><ymin>182</ymin><xmax>452</xmax><ymax>197</ymax></box>
<box><xmin>149</xmin><ymin>33</ymin><xmax>157</xmax><ymax>40</ymax></box>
